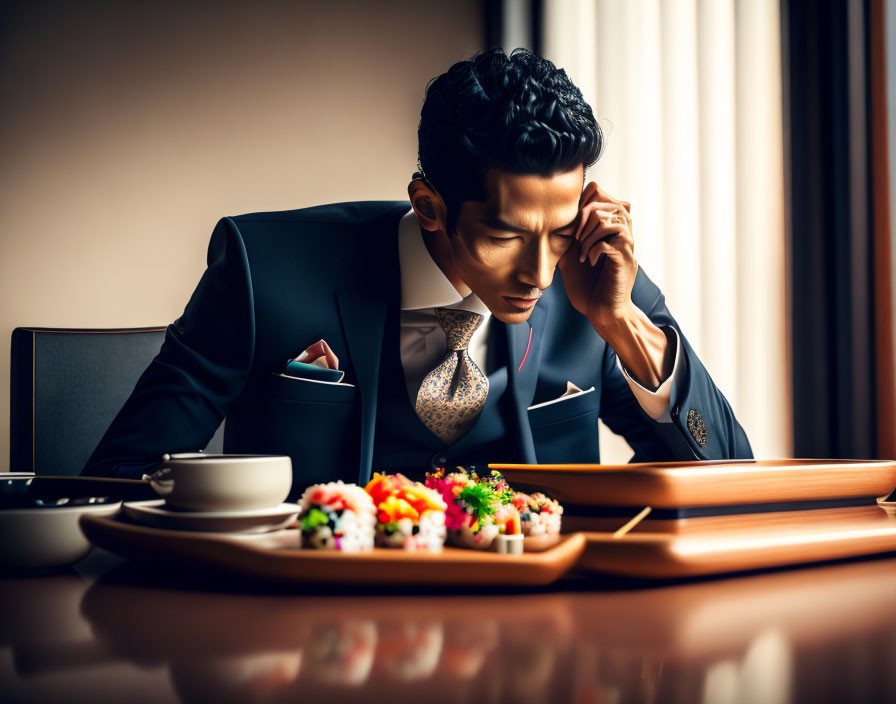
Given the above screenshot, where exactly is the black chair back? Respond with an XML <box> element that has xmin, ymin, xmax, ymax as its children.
<box><xmin>10</xmin><ymin>327</ymin><xmax>223</xmax><ymax>475</ymax></box>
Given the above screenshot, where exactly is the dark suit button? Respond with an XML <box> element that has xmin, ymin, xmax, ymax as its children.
<box><xmin>687</xmin><ymin>409</ymin><xmax>708</xmax><ymax>447</ymax></box>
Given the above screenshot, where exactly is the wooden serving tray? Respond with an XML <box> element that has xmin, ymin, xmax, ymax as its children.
<box><xmin>79</xmin><ymin>514</ymin><xmax>585</xmax><ymax>587</ymax></box>
<box><xmin>559</xmin><ymin>496</ymin><xmax>879</xmax><ymax>534</ymax></box>
<box><xmin>490</xmin><ymin>459</ymin><xmax>896</xmax><ymax>508</ymax></box>
<box><xmin>576</xmin><ymin>504</ymin><xmax>896</xmax><ymax>578</ymax></box>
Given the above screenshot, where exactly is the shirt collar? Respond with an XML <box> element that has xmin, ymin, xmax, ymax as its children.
<box><xmin>397</xmin><ymin>208</ymin><xmax>491</xmax><ymax>316</ymax></box>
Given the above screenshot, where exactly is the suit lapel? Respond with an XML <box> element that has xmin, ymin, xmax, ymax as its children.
<box><xmin>335</xmin><ymin>205</ymin><xmax>405</xmax><ymax>486</ymax></box>
<box><xmin>336</xmin><ymin>285</ymin><xmax>388</xmax><ymax>486</ymax></box>
<box><xmin>504</xmin><ymin>299</ymin><xmax>548</xmax><ymax>464</ymax></box>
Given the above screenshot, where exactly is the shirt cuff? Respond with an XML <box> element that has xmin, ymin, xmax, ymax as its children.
<box><xmin>615</xmin><ymin>326</ymin><xmax>682</xmax><ymax>423</ymax></box>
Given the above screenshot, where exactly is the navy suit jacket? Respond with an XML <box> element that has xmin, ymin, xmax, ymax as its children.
<box><xmin>82</xmin><ymin>201</ymin><xmax>752</xmax><ymax>486</ymax></box>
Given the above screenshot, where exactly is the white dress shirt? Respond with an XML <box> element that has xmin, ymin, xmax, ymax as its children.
<box><xmin>396</xmin><ymin>208</ymin><xmax>681</xmax><ymax>423</ymax></box>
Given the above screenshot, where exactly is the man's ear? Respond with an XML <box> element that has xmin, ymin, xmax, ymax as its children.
<box><xmin>408</xmin><ymin>179</ymin><xmax>447</xmax><ymax>233</ymax></box>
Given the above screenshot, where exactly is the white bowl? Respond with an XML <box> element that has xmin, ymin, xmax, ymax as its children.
<box><xmin>0</xmin><ymin>501</ymin><xmax>121</xmax><ymax>571</ymax></box>
<box><xmin>147</xmin><ymin>454</ymin><xmax>292</xmax><ymax>512</ymax></box>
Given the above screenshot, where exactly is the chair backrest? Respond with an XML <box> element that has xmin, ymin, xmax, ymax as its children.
<box><xmin>10</xmin><ymin>327</ymin><xmax>223</xmax><ymax>475</ymax></box>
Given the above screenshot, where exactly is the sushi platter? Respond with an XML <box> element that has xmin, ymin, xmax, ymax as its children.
<box><xmin>78</xmin><ymin>515</ymin><xmax>586</xmax><ymax>587</ymax></box>
<box><xmin>74</xmin><ymin>458</ymin><xmax>896</xmax><ymax>584</ymax></box>
<box><xmin>79</xmin><ymin>466</ymin><xmax>578</xmax><ymax>587</ymax></box>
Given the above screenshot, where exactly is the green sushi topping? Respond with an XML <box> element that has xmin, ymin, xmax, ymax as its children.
<box><xmin>300</xmin><ymin>507</ymin><xmax>330</xmax><ymax>532</ymax></box>
<box><xmin>489</xmin><ymin>470</ymin><xmax>514</xmax><ymax>504</ymax></box>
<box><xmin>459</xmin><ymin>482</ymin><xmax>498</xmax><ymax>520</ymax></box>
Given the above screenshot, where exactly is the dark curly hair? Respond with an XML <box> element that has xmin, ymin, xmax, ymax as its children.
<box><xmin>417</xmin><ymin>47</ymin><xmax>603</xmax><ymax>234</ymax></box>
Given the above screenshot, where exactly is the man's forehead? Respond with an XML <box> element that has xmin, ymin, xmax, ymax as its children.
<box><xmin>483</xmin><ymin>168</ymin><xmax>583</xmax><ymax>204</ymax></box>
<box><xmin>474</xmin><ymin>169</ymin><xmax>582</xmax><ymax>223</ymax></box>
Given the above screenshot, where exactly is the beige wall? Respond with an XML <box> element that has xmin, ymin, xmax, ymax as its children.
<box><xmin>0</xmin><ymin>1</ymin><xmax>484</xmax><ymax>468</ymax></box>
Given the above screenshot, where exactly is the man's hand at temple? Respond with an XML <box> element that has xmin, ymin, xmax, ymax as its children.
<box><xmin>558</xmin><ymin>181</ymin><xmax>675</xmax><ymax>392</ymax></box>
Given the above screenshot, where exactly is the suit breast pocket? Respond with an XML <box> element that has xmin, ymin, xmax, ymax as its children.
<box><xmin>527</xmin><ymin>387</ymin><xmax>600</xmax><ymax>464</ymax></box>
<box><xmin>262</xmin><ymin>374</ymin><xmax>357</xmax><ymax>403</ymax></box>
<box><xmin>262</xmin><ymin>373</ymin><xmax>357</xmax><ymax>404</ymax></box>
<box><xmin>227</xmin><ymin>373</ymin><xmax>360</xmax><ymax>491</ymax></box>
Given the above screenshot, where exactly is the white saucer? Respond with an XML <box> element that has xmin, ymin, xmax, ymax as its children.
<box><xmin>122</xmin><ymin>500</ymin><xmax>300</xmax><ymax>534</ymax></box>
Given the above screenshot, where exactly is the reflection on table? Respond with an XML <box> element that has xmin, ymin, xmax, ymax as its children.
<box><xmin>1</xmin><ymin>549</ymin><xmax>896</xmax><ymax>703</ymax></box>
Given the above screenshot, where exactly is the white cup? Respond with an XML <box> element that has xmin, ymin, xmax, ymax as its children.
<box><xmin>147</xmin><ymin>453</ymin><xmax>292</xmax><ymax>512</ymax></box>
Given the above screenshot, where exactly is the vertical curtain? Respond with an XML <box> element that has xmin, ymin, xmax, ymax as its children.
<box><xmin>878</xmin><ymin>0</ymin><xmax>896</xmax><ymax>459</ymax></box>
<box><xmin>785</xmin><ymin>0</ymin><xmax>892</xmax><ymax>459</ymax></box>
<box><xmin>538</xmin><ymin>0</ymin><xmax>790</xmax><ymax>462</ymax></box>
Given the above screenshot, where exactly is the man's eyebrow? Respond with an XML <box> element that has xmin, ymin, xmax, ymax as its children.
<box><xmin>481</xmin><ymin>215</ymin><xmax>579</xmax><ymax>234</ymax></box>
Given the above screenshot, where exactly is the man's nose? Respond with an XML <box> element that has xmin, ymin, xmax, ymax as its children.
<box><xmin>518</xmin><ymin>237</ymin><xmax>555</xmax><ymax>290</ymax></box>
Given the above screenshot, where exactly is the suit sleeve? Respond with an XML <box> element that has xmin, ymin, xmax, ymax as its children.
<box><xmin>598</xmin><ymin>266</ymin><xmax>753</xmax><ymax>462</ymax></box>
<box><xmin>81</xmin><ymin>217</ymin><xmax>255</xmax><ymax>477</ymax></box>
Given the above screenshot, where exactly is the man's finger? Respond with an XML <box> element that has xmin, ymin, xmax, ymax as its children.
<box><xmin>594</xmin><ymin>182</ymin><xmax>627</xmax><ymax>206</ymax></box>
<box><xmin>577</xmin><ymin>199</ymin><xmax>630</xmax><ymax>245</ymax></box>
<box><xmin>588</xmin><ymin>239</ymin><xmax>625</xmax><ymax>267</ymax></box>
<box><xmin>579</xmin><ymin>225</ymin><xmax>626</xmax><ymax>262</ymax></box>
<box><xmin>321</xmin><ymin>340</ymin><xmax>339</xmax><ymax>369</ymax></box>
<box><xmin>574</xmin><ymin>201</ymin><xmax>601</xmax><ymax>240</ymax></box>
<box><xmin>592</xmin><ymin>201</ymin><xmax>629</xmax><ymax>220</ymax></box>
<box><xmin>581</xmin><ymin>181</ymin><xmax>599</xmax><ymax>202</ymax></box>
<box><xmin>576</xmin><ymin>203</ymin><xmax>619</xmax><ymax>243</ymax></box>
<box><xmin>593</xmin><ymin>186</ymin><xmax>633</xmax><ymax>217</ymax></box>
<box><xmin>577</xmin><ymin>206</ymin><xmax>629</xmax><ymax>244</ymax></box>
<box><xmin>593</xmin><ymin>204</ymin><xmax>629</xmax><ymax>225</ymax></box>
<box><xmin>296</xmin><ymin>339</ymin><xmax>339</xmax><ymax>369</ymax></box>
<box><xmin>580</xmin><ymin>225</ymin><xmax>631</xmax><ymax>252</ymax></box>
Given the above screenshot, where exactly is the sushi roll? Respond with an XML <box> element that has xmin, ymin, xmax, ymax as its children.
<box><xmin>511</xmin><ymin>491</ymin><xmax>563</xmax><ymax>550</ymax></box>
<box><xmin>425</xmin><ymin>468</ymin><xmax>521</xmax><ymax>550</ymax></box>
<box><xmin>364</xmin><ymin>472</ymin><xmax>447</xmax><ymax>551</ymax></box>
<box><xmin>298</xmin><ymin>481</ymin><xmax>376</xmax><ymax>552</ymax></box>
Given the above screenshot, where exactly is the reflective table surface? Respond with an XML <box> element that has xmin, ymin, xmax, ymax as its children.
<box><xmin>2</xmin><ymin>548</ymin><xmax>896</xmax><ymax>704</ymax></box>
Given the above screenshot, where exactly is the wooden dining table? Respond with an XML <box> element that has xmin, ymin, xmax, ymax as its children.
<box><xmin>2</xmin><ymin>546</ymin><xmax>896</xmax><ymax>704</ymax></box>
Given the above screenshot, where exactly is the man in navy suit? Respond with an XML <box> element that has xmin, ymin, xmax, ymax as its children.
<box><xmin>82</xmin><ymin>48</ymin><xmax>752</xmax><ymax>489</ymax></box>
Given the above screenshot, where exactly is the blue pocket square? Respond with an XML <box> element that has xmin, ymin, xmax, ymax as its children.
<box><xmin>282</xmin><ymin>360</ymin><xmax>345</xmax><ymax>383</ymax></box>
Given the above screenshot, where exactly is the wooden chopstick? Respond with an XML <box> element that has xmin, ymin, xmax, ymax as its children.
<box><xmin>613</xmin><ymin>506</ymin><xmax>652</xmax><ymax>538</ymax></box>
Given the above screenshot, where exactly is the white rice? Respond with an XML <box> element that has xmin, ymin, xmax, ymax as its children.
<box><xmin>299</xmin><ymin>481</ymin><xmax>376</xmax><ymax>552</ymax></box>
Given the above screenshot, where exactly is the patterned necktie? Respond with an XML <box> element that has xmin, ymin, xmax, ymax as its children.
<box><xmin>415</xmin><ymin>308</ymin><xmax>489</xmax><ymax>444</ymax></box>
